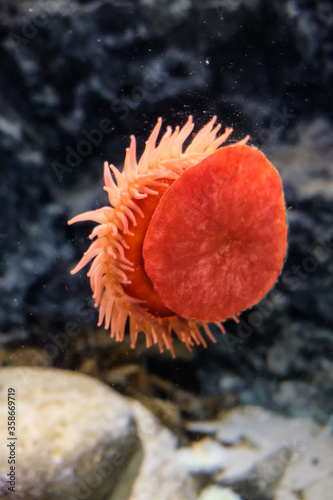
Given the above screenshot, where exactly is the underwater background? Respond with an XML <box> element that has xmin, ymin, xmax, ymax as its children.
<box><xmin>0</xmin><ymin>1</ymin><xmax>332</xmax><ymax>499</ymax></box>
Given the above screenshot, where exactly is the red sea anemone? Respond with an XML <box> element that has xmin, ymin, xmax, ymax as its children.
<box><xmin>68</xmin><ymin>116</ymin><xmax>287</xmax><ymax>357</ymax></box>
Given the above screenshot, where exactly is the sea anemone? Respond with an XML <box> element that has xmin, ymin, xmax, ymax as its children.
<box><xmin>68</xmin><ymin>116</ymin><xmax>287</xmax><ymax>357</ymax></box>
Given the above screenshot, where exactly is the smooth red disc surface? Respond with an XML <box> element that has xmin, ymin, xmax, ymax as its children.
<box><xmin>142</xmin><ymin>144</ymin><xmax>287</xmax><ymax>322</ymax></box>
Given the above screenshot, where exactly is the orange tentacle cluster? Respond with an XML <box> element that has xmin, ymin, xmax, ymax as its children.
<box><xmin>68</xmin><ymin>116</ymin><xmax>286</xmax><ymax>357</ymax></box>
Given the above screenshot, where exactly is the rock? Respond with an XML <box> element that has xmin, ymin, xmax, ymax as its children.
<box><xmin>0</xmin><ymin>367</ymin><xmax>198</xmax><ymax>500</ymax></box>
<box><xmin>220</xmin><ymin>447</ymin><xmax>292</xmax><ymax>500</ymax></box>
<box><xmin>198</xmin><ymin>485</ymin><xmax>242</xmax><ymax>500</ymax></box>
<box><xmin>177</xmin><ymin>437</ymin><xmax>227</xmax><ymax>474</ymax></box>
<box><xmin>186</xmin><ymin>406</ymin><xmax>333</xmax><ymax>500</ymax></box>
<box><xmin>0</xmin><ymin>367</ymin><xmax>138</xmax><ymax>499</ymax></box>
<box><xmin>128</xmin><ymin>400</ymin><xmax>197</xmax><ymax>500</ymax></box>
<box><xmin>275</xmin><ymin>425</ymin><xmax>333</xmax><ymax>500</ymax></box>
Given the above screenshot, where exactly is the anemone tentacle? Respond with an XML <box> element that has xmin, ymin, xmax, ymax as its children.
<box><xmin>69</xmin><ymin>115</ymin><xmax>247</xmax><ymax>355</ymax></box>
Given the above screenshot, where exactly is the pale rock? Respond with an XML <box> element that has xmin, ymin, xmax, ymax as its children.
<box><xmin>2</xmin><ymin>367</ymin><xmax>331</xmax><ymax>500</ymax></box>
<box><xmin>275</xmin><ymin>425</ymin><xmax>333</xmax><ymax>500</ymax></box>
<box><xmin>177</xmin><ymin>437</ymin><xmax>227</xmax><ymax>474</ymax></box>
<box><xmin>0</xmin><ymin>367</ymin><xmax>139</xmax><ymax>500</ymax></box>
<box><xmin>215</xmin><ymin>406</ymin><xmax>317</xmax><ymax>482</ymax></box>
<box><xmin>199</xmin><ymin>485</ymin><xmax>242</xmax><ymax>500</ymax></box>
<box><xmin>128</xmin><ymin>400</ymin><xmax>197</xmax><ymax>500</ymax></box>
<box><xmin>302</xmin><ymin>476</ymin><xmax>333</xmax><ymax>500</ymax></box>
<box><xmin>0</xmin><ymin>367</ymin><xmax>199</xmax><ymax>500</ymax></box>
<box><xmin>220</xmin><ymin>447</ymin><xmax>292</xmax><ymax>500</ymax></box>
<box><xmin>187</xmin><ymin>406</ymin><xmax>333</xmax><ymax>500</ymax></box>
